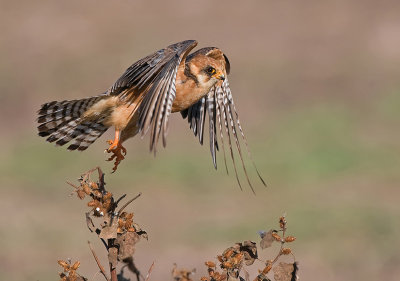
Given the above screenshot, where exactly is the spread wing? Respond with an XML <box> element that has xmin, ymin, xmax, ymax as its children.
<box><xmin>108</xmin><ymin>40</ymin><xmax>198</xmax><ymax>152</ymax></box>
<box><xmin>181</xmin><ymin>79</ymin><xmax>266</xmax><ymax>192</ymax></box>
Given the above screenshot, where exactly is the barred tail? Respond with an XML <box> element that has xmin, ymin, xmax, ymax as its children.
<box><xmin>37</xmin><ymin>95</ymin><xmax>109</xmax><ymax>151</ymax></box>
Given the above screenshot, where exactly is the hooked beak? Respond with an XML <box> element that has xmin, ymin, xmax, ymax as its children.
<box><xmin>213</xmin><ymin>71</ymin><xmax>225</xmax><ymax>81</ymax></box>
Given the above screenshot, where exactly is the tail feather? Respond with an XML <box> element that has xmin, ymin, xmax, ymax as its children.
<box><xmin>67</xmin><ymin>122</ymin><xmax>108</xmax><ymax>151</ymax></box>
<box><xmin>37</xmin><ymin>95</ymin><xmax>109</xmax><ymax>150</ymax></box>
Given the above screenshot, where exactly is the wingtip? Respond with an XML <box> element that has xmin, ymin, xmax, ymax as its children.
<box><xmin>186</xmin><ymin>39</ymin><xmax>198</xmax><ymax>45</ymax></box>
<box><xmin>212</xmin><ymin>157</ymin><xmax>217</xmax><ymax>170</ymax></box>
<box><xmin>255</xmin><ymin>169</ymin><xmax>268</xmax><ymax>188</ymax></box>
<box><xmin>174</xmin><ymin>40</ymin><xmax>198</xmax><ymax>49</ymax></box>
<box><xmin>260</xmin><ymin>177</ymin><xmax>268</xmax><ymax>188</ymax></box>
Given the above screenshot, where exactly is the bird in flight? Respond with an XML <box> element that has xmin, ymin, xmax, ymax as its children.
<box><xmin>37</xmin><ymin>40</ymin><xmax>265</xmax><ymax>190</ymax></box>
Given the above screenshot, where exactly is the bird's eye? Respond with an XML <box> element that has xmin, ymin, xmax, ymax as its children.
<box><xmin>205</xmin><ymin>66</ymin><xmax>216</xmax><ymax>75</ymax></box>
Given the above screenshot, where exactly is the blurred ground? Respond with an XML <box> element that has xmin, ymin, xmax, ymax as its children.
<box><xmin>1</xmin><ymin>0</ymin><xmax>400</xmax><ymax>280</ymax></box>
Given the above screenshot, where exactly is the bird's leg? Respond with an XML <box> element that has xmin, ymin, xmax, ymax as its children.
<box><xmin>105</xmin><ymin>129</ymin><xmax>127</xmax><ymax>173</ymax></box>
<box><xmin>106</xmin><ymin>129</ymin><xmax>121</xmax><ymax>151</ymax></box>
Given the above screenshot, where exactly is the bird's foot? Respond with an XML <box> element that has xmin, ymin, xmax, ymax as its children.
<box><xmin>105</xmin><ymin>140</ymin><xmax>127</xmax><ymax>173</ymax></box>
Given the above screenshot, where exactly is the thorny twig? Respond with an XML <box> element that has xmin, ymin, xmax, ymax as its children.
<box><xmin>118</xmin><ymin>192</ymin><xmax>142</xmax><ymax>214</ymax></box>
<box><xmin>200</xmin><ymin>215</ymin><xmax>298</xmax><ymax>281</ymax></box>
<box><xmin>88</xmin><ymin>241</ymin><xmax>110</xmax><ymax>281</ymax></box>
<box><xmin>60</xmin><ymin>167</ymin><xmax>147</xmax><ymax>281</ymax></box>
<box><xmin>115</xmin><ymin>194</ymin><xmax>127</xmax><ymax>206</ymax></box>
<box><xmin>145</xmin><ymin>262</ymin><xmax>155</xmax><ymax>281</ymax></box>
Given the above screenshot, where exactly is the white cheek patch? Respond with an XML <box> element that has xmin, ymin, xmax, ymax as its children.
<box><xmin>197</xmin><ymin>74</ymin><xmax>218</xmax><ymax>91</ymax></box>
<box><xmin>197</xmin><ymin>74</ymin><xmax>208</xmax><ymax>84</ymax></box>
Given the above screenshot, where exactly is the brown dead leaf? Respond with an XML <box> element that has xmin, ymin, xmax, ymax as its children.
<box><xmin>82</xmin><ymin>183</ymin><xmax>91</xmax><ymax>195</ymax></box>
<box><xmin>116</xmin><ymin>231</ymin><xmax>140</xmax><ymax>260</ymax></box>
<box><xmin>226</xmin><ymin>269</ymin><xmax>240</xmax><ymax>281</ymax></box>
<box><xmin>272</xmin><ymin>262</ymin><xmax>298</xmax><ymax>281</ymax></box>
<box><xmin>58</xmin><ymin>260</ymin><xmax>70</xmax><ymax>272</ymax></box>
<box><xmin>259</xmin><ymin>230</ymin><xmax>275</xmax><ymax>249</ymax></box>
<box><xmin>205</xmin><ymin>261</ymin><xmax>216</xmax><ymax>268</ymax></box>
<box><xmin>71</xmin><ymin>261</ymin><xmax>80</xmax><ymax>271</ymax></box>
<box><xmin>281</xmin><ymin>248</ymin><xmax>292</xmax><ymax>255</ymax></box>
<box><xmin>222</xmin><ymin>247</ymin><xmax>236</xmax><ymax>260</ymax></box>
<box><xmin>279</xmin><ymin>216</ymin><xmax>287</xmax><ymax>230</ymax></box>
<box><xmin>227</xmin><ymin>275</ymin><xmax>240</xmax><ymax>281</ymax></box>
<box><xmin>284</xmin><ymin>236</ymin><xmax>296</xmax><ymax>243</ymax></box>
<box><xmin>172</xmin><ymin>263</ymin><xmax>196</xmax><ymax>281</ymax></box>
<box><xmin>58</xmin><ymin>259</ymin><xmax>87</xmax><ymax>281</ymax></box>
<box><xmin>76</xmin><ymin>190</ymin><xmax>86</xmax><ymax>200</ymax></box>
<box><xmin>241</xmin><ymin>241</ymin><xmax>258</xmax><ymax>266</ymax></box>
<box><xmin>271</xmin><ymin>233</ymin><xmax>282</xmax><ymax>242</ymax></box>
<box><xmin>99</xmin><ymin>217</ymin><xmax>118</xmax><ymax>240</ymax></box>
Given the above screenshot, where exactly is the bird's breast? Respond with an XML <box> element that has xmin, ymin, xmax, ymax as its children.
<box><xmin>172</xmin><ymin>78</ymin><xmax>209</xmax><ymax>112</ymax></box>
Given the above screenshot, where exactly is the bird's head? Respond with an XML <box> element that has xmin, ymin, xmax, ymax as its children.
<box><xmin>186</xmin><ymin>47</ymin><xmax>230</xmax><ymax>90</ymax></box>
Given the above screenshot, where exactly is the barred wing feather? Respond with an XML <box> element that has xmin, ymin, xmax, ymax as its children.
<box><xmin>108</xmin><ymin>40</ymin><xmax>198</xmax><ymax>152</ymax></box>
<box><xmin>181</xmin><ymin>79</ymin><xmax>266</xmax><ymax>192</ymax></box>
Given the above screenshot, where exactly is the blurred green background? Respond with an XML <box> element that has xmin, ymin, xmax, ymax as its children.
<box><xmin>1</xmin><ymin>1</ymin><xmax>399</xmax><ymax>280</ymax></box>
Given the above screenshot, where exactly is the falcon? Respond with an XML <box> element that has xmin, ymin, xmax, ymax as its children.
<box><xmin>37</xmin><ymin>40</ymin><xmax>265</xmax><ymax>190</ymax></box>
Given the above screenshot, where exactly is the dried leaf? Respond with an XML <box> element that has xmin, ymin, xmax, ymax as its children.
<box><xmin>284</xmin><ymin>236</ymin><xmax>296</xmax><ymax>243</ymax></box>
<box><xmin>271</xmin><ymin>233</ymin><xmax>282</xmax><ymax>242</ymax></box>
<box><xmin>172</xmin><ymin>263</ymin><xmax>179</xmax><ymax>280</ymax></box>
<box><xmin>172</xmin><ymin>263</ymin><xmax>196</xmax><ymax>281</ymax></box>
<box><xmin>221</xmin><ymin>261</ymin><xmax>234</xmax><ymax>269</ymax></box>
<box><xmin>259</xmin><ymin>230</ymin><xmax>275</xmax><ymax>249</ymax></box>
<box><xmin>90</xmin><ymin>182</ymin><xmax>98</xmax><ymax>190</ymax></box>
<box><xmin>92</xmin><ymin>189</ymin><xmax>102</xmax><ymax>198</ymax></box>
<box><xmin>58</xmin><ymin>260</ymin><xmax>69</xmax><ymax>272</ymax></box>
<box><xmin>76</xmin><ymin>190</ymin><xmax>86</xmax><ymax>200</ymax></box>
<box><xmin>215</xmin><ymin>272</ymin><xmax>227</xmax><ymax>281</ymax></box>
<box><xmin>205</xmin><ymin>261</ymin><xmax>216</xmax><ymax>268</ymax></box>
<box><xmin>82</xmin><ymin>183</ymin><xmax>91</xmax><ymax>195</ymax></box>
<box><xmin>71</xmin><ymin>261</ymin><xmax>80</xmax><ymax>271</ymax></box>
<box><xmin>99</xmin><ymin>217</ymin><xmax>118</xmax><ymax>240</ymax></box>
<box><xmin>281</xmin><ymin>248</ymin><xmax>292</xmax><ymax>255</ymax></box>
<box><xmin>59</xmin><ymin>272</ymin><xmax>67</xmax><ymax>281</ymax></box>
<box><xmin>227</xmin><ymin>275</ymin><xmax>240</xmax><ymax>281</ymax></box>
<box><xmin>241</xmin><ymin>241</ymin><xmax>258</xmax><ymax>266</ymax></box>
<box><xmin>222</xmin><ymin>248</ymin><xmax>236</xmax><ymax>260</ymax></box>
<box><xmin>279</xmin><ymin>216</ymin><xmax>286</xmax><ymax>230</ymax></box>
<box><xmin>87</xmin><ymin>199</ymin><xmax>100</xmax><ymax>208</ymax></box>
<box><xmin>226</xmin><ymin>270</ymin><xmax>239</xmax><ymax>281</ymax></box>
<box><xmin>116</xmin><ymin>232</ymin><xmax>140</xmax><ymax>260</ymax></box>
<box><xmin>272</xmin><ymin>262</ymin><xmax>298</xmax><ymax>281</ymax></box>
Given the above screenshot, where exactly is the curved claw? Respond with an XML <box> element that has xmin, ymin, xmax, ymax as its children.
<box><xmin>105</xmin><ymin>141</ymin><xmax>127</xmax><ymax>173</ymax></box>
